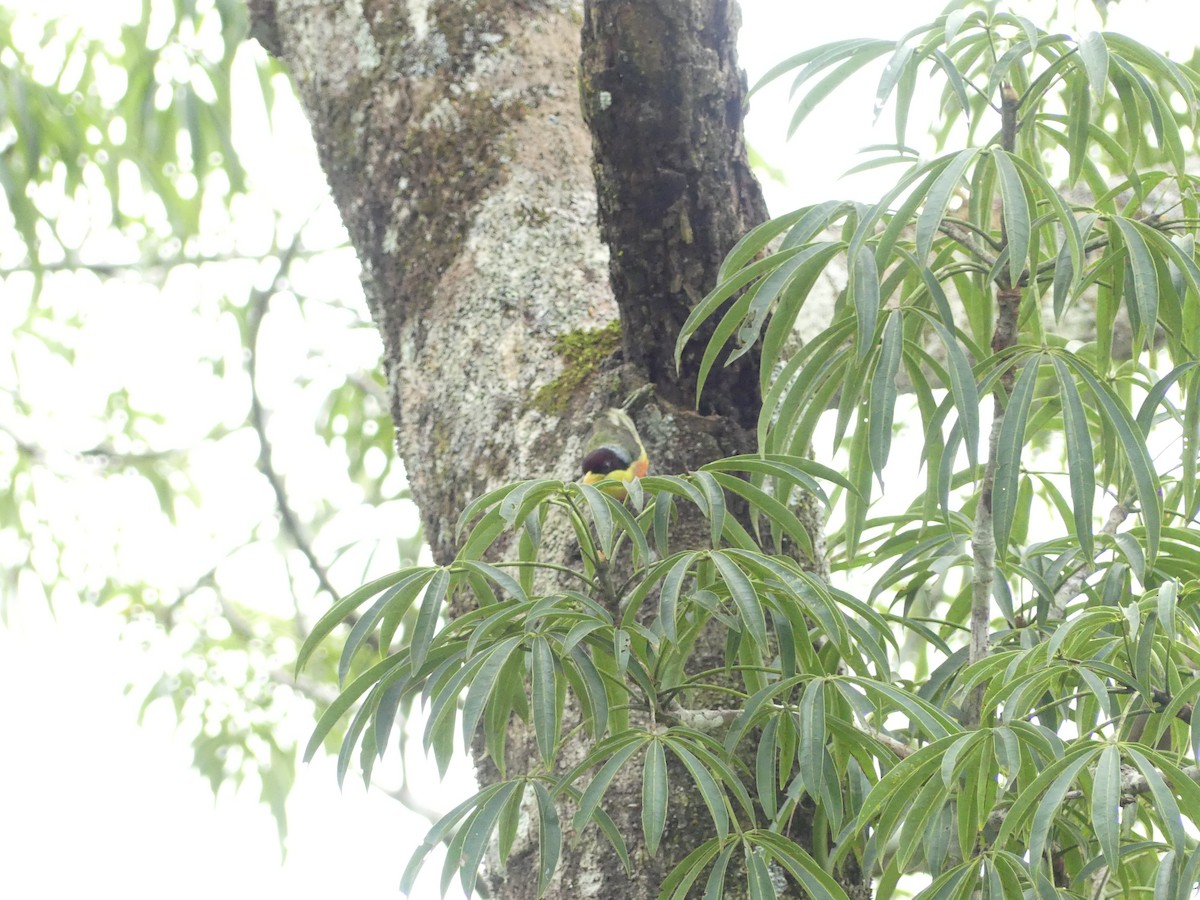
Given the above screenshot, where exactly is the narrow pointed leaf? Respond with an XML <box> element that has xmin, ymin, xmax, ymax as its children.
<box><xmin>1079</xmin><ymin>32</ymin><xmax>1109</xmax><ymax>101</ymax></box>
<box><xmin>852</xmin><ymin>243</ymin><xmax>880</xmax><ymax>360</ymax></box>
<box><xmin>1092</xmin><ymin>743</ymin><xmax>1122</xmax><ymax>871</ymax></box>
<box><xmin>993</xmin><ymin>355</ymin><xmax>1041</xmax><ymax>555</ymax></box>
<box><xmin>749</xmin><ymin>831</ymin><xmax>853</xmax><ymax>900</ymax></box>
<box><xmin>711</xmin><ymin>551</ymin><xmax>767</xmax><ymax>651</ymax></box>
<box><xmin>531</xmin><ymin>636</ymin><xmax>559</xmax><ymax>762</ymax></box>
<box><xmin>668</xmin><ymin>741</ymin><xmax>730</xmax><ymax>838</ymax></box>
<box><xmin>458</xmin><ymin>780</ymin><xmax>523</xmax><ymax>899</ymax></box>
<box><xmin>1126</xmin><ymin>747</ymin><xmax>1185</xmax><ymax>853</ymax></box>
<box><xmin>1052</xmin><ymin>358</ymin><xmax>1096</xmax><ymax>560</ymax></box>
<box><xmin>461</xmin><ymin>635</ymin><xmax>524</xmax><ymax>749</ymax></box>
<box><xmin>916</xmin><ymin>148</ymin><xmax>980</xmax><ymax>263</ymax></box>
<box><xmin>992</xmin><ymin>150</ymin><xmax>1029</xmax><ymax>287</ymax></box>
<box><xmin>920</xmin><ymin>313</ymin><xmax>980</xmax><ymax>469</ymax></box>
<box><xmin>1113</xmin><ymin>217</ymin><xmax>1159</xmax><ymax>354</ymax></box>
<box><xmin>532</xmin><ymin>782</ymin><xmax>562</xmax><ymax>895</ymax></box>
<box><xmin>642</xmin><ymin>739</ymin><xmax>668</xmax><ymax>856</ymax></box>
<box><xmin>799</xmin><ymin>678</ymin><xmax>827</xmax><ymax>796</ymax></box>
<box><xmin>1063</xmin><ymin>357</ymin><xmax>1162</xmax><ymax>567</ymax></box>
<box><xmin>874</xmin><ymin>43</ymin><xmax>915</xmax><ymax>122</ymax></box>
<box><xmin>868</xmin><ymin>311</ymin><xmax>903</xmax><ymax>486</ymax></box>
<box><xmin>410</xmin><ymin>567</ymin><xmax>452</xmax><ymax>672</ymax></box>
<box><xmin>297</xmin><ymin>568</ymin><xmax>424</xmax><ymax>674</ymax></box>
<box><xmin>572</xmin><ymin>736</ymin><xmax>646</xmax><ymax>832</ymax></box>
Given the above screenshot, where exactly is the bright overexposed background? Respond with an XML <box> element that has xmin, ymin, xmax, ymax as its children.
<box><xmin>0</xmin><ymin>1</ymin><xmax>1194</xmax><ymax>897</ymax></box>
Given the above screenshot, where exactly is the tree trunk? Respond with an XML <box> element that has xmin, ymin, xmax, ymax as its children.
<box><xmin>248</xmin><ymin>1</ymin><xmax>826</xmax><ymax>896</ymax></box>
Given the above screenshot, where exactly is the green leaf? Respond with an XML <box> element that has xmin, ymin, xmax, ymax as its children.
<box><xmin>694</xmin><ymin>471</ymin><xmax>727</xmax><ymax>550</ymax></box>
<box><xmin>708</xmin><ymin>471</ymin><xmax>813</xmax><ymax>558</ymax></box>
<box><xmin>667</xmin><ymin>740</ymin><xmax>730</xmax><ymax>838</ymax></box>
<box><xmin>1113</xmin><ymin>217</ymin><xmax>1160</xmax><ymax>355</ymax></box>
<box><xmin>992</xmin><ymin>149</ymin><xmax>1029</xmax><ymax>287</ymax></box>
<box><xmin>337</xmin><ymin>571</ymin><xmax>428</xmax><ymax>685</ymax></box>
<box><xmin>657</xmin><ymin>552</ymin><xmax>696</xmax><ymax>644</ymax></box>
<box><xmin>943</xmin><ymin>8</ymin><xmax>973</xmax><ymax>46</ymax></box>
<box><xmin>1078</xmin><ymin>31</ymin><xmax>1109</xmax><ymax>102</ymax></box>
<box><xmin>1006</xmin><ymin>746</ymin><xmax>1096</xmax><ymax>868</ymax></box>
<box><xmin>456</xmin><ymin>780</ymin><xmax>523</xmax><ymax>899</ymax></box>
<box><xmin>839</xmin><ymin>676</ymin><xmax>959</xmax><ymax>740</ymax></box>
<box><xmin>868</xmin><ymin>311</ymin><xmax>903</xmax><ymax>486</ymax></box>
<box><xmin>874</xmin><ymin>43</ymin><xmax>915</xmax><ymax>123</ymax></box>
<box><xmin>296</xmin><ymin>567</ymin><xmax>426</xmax><ymax>675</ymax></box>
<box><xmin>916</xmin><ymin>148</ymin><xmax>981</xmax><ymax>263</ymax></box>
<box><xmin>731</xmin><ymin>240</ymin><xmax>840</xmax><ymax>367</ymax></box>
<box><xmin>660</xmin><ymin>839</ymin><xmax>723</xmax><ymax>900</ymax></box>
<box><xmin>1052</xmin><ymin>358</ymin><xmax>1096</xmax><ymax>560</ymax></box>
<box><xmin>932</xmin><ymin>49</ymin><xmax>972</xmax><ymax>123</ymax></box>
<box><xmin>410</xmin><ymin>567</ymin><xmax>452</xmax><ymax>672</ymax></box>
<box><xmin>700</xmin><ymin>842</ymin><xmax>736</xmax><ymax>900</ymax></box>
<box><xmin>843</xmin><ymin>405</ymin><xmax>873</xmax><ymax>558</ymax></box>
<box><xmin>571</xmin><ymin>735</ymin><xmax>646</xmax><ymax>832</ymax></box>
<box><xmin>460</xmin><ymin>635</ymin><xmax>523</xmax><ymax>749</ymax></box>
<box><xmin>532</xmin><ymin>781</ymin><xmax>562</xmax><ymax>894</ymax></box>
<box><xmin>400</xmin><ymin>782</ymin><xmax>510</xmax><ymax>894</ymax></box>
<box><xmin>851</xmin><ymin>243</ymin><xmax>880</xmax><ymax>361</ymax></box>
<box><xmin>918</xmin><ymin>312</ymin><xmax>981</xmax><ymax>470</ymax></box>
<box><xmin>1125</xmin><ymin>747</ymin><xmax>1184</xmax><ymax>854</ymax></box>
<box><xmin>748</xmin><ymin>831</ymin><xmax>853</xmax><ymax>900</ymax></box>
<box><xmin>454</xmin><ymin>483</ymin><xmax>520</xmax><ymax>539</ymax></box>
<box><xmin>1062</xmin><ymin>356</ymin><xmax>1162</xmax><ymax>568</ymax></box>
<box><xmin>756</xmin><ymin>718</ymin><xmax>780</xmax><ymax>822</ymax></box>
<box><xmin>696</xmin><ymin>287</ymin><xmax>756</xmax><ymax>405</ymax></box>
<box><xmin>799</xmin><ymin>678</ymin><xmax>827</xmax><ymax>797</ymax></box>
<box><xmin>457</xmin><ymin>559</ymin><xmax>529</xmax><ymax>605</ymax></box>
<box><xmin>642</xmin><ymin>739</ymin><xmax>668</xmax><ymax>856</ymax></box>
<box><xmin>718</xmin><ymin>206</ymin><xmax>809</xmax><ymax>283</ymax></box>
<box><xmin>1092</xmin><ymin>743</ymin><xmax>1122</xmax><ymax>871</ymax></box>
<box><xmin>711</xmin><ymin>551</ymin><xmax>768</xmax><ymax>652</ymax></box>
<box><xmin>498</xmin><ymin>479</ymin><xmax>560</xmax><ymax>530</ymax></box>
<box><xmin>992</xmin><ymin>355</ymin><xmax>1041</xmax><ymax>555</ymax></box>
<box><xmin>531</xmin><ymin>636</ymin><xmax>559</xmax><ymax>762</ymax></box>
<box><xmin>786</xmin><ymin>47</ymin><xmax>895</xmax><ymax>138</ymax></box>
<box><xmin>759</xmin><ymin>242</ymin><xmax>845</xmax><ymax>383</ymax></box>
<box><xmin>678</xmin><ymin>249</ymin><xmax>801</xmax><ymax>371</ymax></box>
<box><xmin>703</xmin><ymin>454</ymin><xmax>854</xmax><ymax>506</ymax></box>
<box><xmin>576</xmin><ymin>482</ymin><xmax>616</xmax><ymax>559</ymax></box>
<box><xmin>304</xmin><ymin>651</ymin><xmax>409</xmax><ymax>762</ymax></box>
<box><xmin>567</xmin><ymin>645</ymin><xmax>610</xmax><ymax>740</ymax></box>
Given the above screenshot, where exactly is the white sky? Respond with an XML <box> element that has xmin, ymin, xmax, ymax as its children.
<box><xmin>0</xmin><ymin>1</ymin><xmax>1194</xmax><ymax>898</ymax></box>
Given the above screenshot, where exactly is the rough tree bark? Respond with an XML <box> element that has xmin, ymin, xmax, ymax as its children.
<box><xmin>247</xmin><ymin>0</ymin><xmax>829</xmax><ymax>896</ymax></box>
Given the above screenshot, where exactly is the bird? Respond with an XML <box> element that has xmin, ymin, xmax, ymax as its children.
<box><xmin>579</xmin><ymin>408</ymin><xmax>649</xmax><ymax>498</ymax></box>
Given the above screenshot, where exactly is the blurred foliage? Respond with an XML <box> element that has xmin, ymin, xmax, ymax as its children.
<box><xmin>0</xmin><ymin>0</ymin><xmax>424</xmax><ymax>845</ymax></box>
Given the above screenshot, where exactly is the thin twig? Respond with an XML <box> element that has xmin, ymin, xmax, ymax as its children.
<box><xmin>245</xmin><ymin>232</ymin><xmax>341</xmax><ymax>625</ymax></box>
<box><xmin>1049</xmin><ymin>502</ymin><xmax>1130</xmax><ymax>619</ymax></box>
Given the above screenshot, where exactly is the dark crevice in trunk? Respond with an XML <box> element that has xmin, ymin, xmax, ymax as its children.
<box><xmin>580</xmin><ymin>0</ymin><xmax>769</xmax><ymax>431</ymax></box>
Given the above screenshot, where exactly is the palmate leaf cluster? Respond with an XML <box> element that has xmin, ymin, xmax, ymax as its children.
<box><xmin>300</xmin><ymin>5</ymin><xmax>1200</xmax><ymax>900</ymax></box>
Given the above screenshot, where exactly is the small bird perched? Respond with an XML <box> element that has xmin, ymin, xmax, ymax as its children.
<box><xmin>580</xmin><ymin>408</ymin><xmax>649</xmax><ymax>497</ymax></box>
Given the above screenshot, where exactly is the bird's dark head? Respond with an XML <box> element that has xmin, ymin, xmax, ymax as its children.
<box><xmin>581</xmin><ymin>445</ymin><xmax>631</xmax><ymax>478</ymax></box>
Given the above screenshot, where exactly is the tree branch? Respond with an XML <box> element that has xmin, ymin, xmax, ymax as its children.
<box><xmin>245</xmin><ymin>233</ymin><xmax>341</xmax><ymax>619</ymax></box>
<box><xmin>965</xmin><ymin>83</ymin><xmax>1022</xmax><ymax>728</ymax></box>
<box><xmin>1049</xmin><ymin>502</ymin><xmax>1130</xmax><ymax>619</ymax></box>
